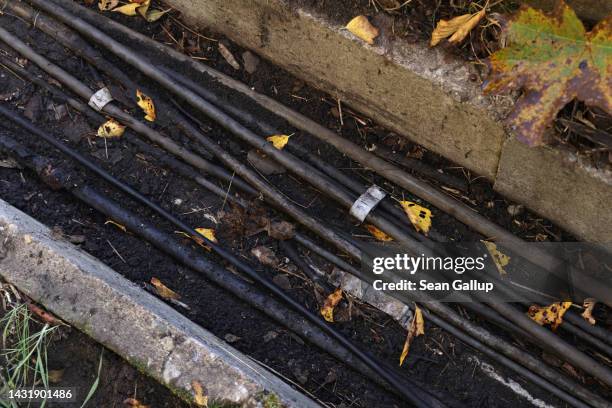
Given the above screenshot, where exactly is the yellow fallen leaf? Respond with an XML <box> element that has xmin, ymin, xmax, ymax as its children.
<box><xmin>98</xmin><ymin>0</ymin><xmax>119</xmax><ymax>11</ymax></box>
<box><xmin>112</xmin><ymin>2</ymin><xmax>141</xmax><ymax>16</ymax></box>
<box><xmin>365</xmin><ymin>224</ymin><xmax>393</xmax><ymax>241</ymax></box>
<box><xmin>320</xmin><ymin>287</ymin><xmax>343</xmax><ymax>322</ymax></box>
<box><xmin>528</xmin><ymin>301</ymin><xmax>572</xmax><ymax>331</ymax></box>
<box><xmin>581</xmin><ymin>298</ymin><xmax>596</xmax><ymax>325</ymax></box>
<box><xmin>97</xmin><ymin>118</ymin><xmax>125</xmax><ymax>138</ymax></box>
<box><xmin>136</xmin><ymin>89</ymin><xmax>156</xmax><ymax>122</ymax></box>
<box><xmin>482</xmin><ymin>241</ymin><xmax>510</xmax><ymax>276</ymax></box>
<box><xmin>144</xmin><ymin>8</ymin><xmax>171</xmax><ymax>22</ymax></box>
<box><xmin>400</xmin><ymin>306</ymin><xmax>424</xmax><ymax>366</ymax></box>
<box><xmin>175</xmin><ymin>229</ymin><xmax>216</xmax><ymax>251</ymax></box>
<box><xmin>105</xmin><ymin>219</ymin><xmax>127</xmax><ymax>232</ymax></box>
<box><xmin>399</xmin><ymin>201</ymin><xmax>432</xmax><ymax>234</ymax></box>
<box><xmin>346</xmin><ymin>15</ymin><xmax>379</xmax><ymax>45</ymax></box>
<box><xmin>430</xmin><ymin>8</ymin><xmax>486</xmax><ymax>47</ymax></box>
<box><xmin>136</xmin><ymin>0</ymin><xmax>151</xmax><ymax>18</ymax></box>
<box><xmin>195</xmin><ymin>227</ymin><xmax>218</xmax><ymax>243</ymax></box>
<box><xmin>266</xmin><ymin>134</ymin><xmax>291</xmax><ymax>150</ymax></box>
<box><xmin>191</xmin><ymin>380</ymin><xmax>208</xmax><ymax>407</ymax></box>
<box><xmin>150</xmin><ymin>277</ymin><xmax>180</xmax><ymax>300</ymax></box>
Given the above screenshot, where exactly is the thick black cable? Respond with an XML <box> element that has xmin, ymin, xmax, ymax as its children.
<box><xmin>3</xmin><ymin>1</ymin><xmax>608</xmax><ymax>404</ymax></box>
<box><xmin>0</xmin><ymin>131</ymin><xmax>447</xmax><ymax>403</ymax></box>
<box><xmin>1</xmin><ymin>62</ymin><xmax>601</xmax><ymax>406</ymax></box>
<box><xmin>0</xmin><ymin>104</ymin><xmax>440</xmax><ymax>408</ymax></box>
<box><xmin>44</xmin><ymin>0</ymin><xmax>612</xmax><ymax>314</ymax></box>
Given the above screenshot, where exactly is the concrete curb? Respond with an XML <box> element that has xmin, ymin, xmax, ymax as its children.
<box><xmin>164</xmin><ymin>0</ymin><xmax>611</xmax><ymax>242</ymax></box>
<box><xmin>0</xmin><ymin>199</ymin><xmax>319</xmax><ymax>408</ymax></box>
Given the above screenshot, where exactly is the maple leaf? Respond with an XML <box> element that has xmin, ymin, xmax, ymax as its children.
<box><xmin>484</xmin><ymin>1</ymin><xmax>611</xmax><ymax>146</ymax></box>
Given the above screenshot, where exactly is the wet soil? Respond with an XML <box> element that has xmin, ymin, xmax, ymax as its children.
<box><xmin>0</xmin><ymin>3</ymin><xmax>605</xmax><ymax>408</ymax></box>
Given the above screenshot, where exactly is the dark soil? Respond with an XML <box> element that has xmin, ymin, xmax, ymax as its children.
<box><xmin>47</xmin><ymin>329</ymin><xmax>189</xmax><ymax>408</ymax></box>
<box><xmin>0</xmin><ymin>2</ymin><xmax>605</xmax><ymax>408</ymax></box>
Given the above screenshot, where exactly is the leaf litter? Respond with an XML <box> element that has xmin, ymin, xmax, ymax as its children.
<box><xmin>399</xmin><ymin>305</ymin><xmax>425</xmax><ymax>366</ymax></box>
<box><xmin>485</xmin><ymin>0</ymin><xmax>612</xmax><ymax>146</ymax></box>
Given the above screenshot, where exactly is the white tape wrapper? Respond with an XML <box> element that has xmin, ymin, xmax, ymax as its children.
<box><xmin>88</xmin><ymin>87</ymin><xmax>113</xmax><ymax>111</ymax></box>
<box><xmin>349</xmin><ymin>185</ymin><xmax>387</xmax><ymax>223</ymax></box>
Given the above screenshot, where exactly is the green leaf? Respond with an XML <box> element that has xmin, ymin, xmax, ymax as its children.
<box><xmin>484</xmin><ymin>0</ymin><xmax>611</xmax><ymax>146</ymax></box>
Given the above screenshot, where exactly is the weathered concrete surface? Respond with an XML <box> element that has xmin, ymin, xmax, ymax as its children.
<box><xmin>164</xmin><ymin>0</ymin><xmax>611</xmax><ymax>242</ymax></box>
<box><xmin>0</xmin><ymin>199</ymin><xmax>318</xmax><ymax>408</ymax></box>
<box><xmin>494</xmin><ymin>139</ymin><xmax>612</xmax><ymax>242</ymax></box>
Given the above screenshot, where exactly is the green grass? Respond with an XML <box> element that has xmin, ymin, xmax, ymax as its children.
<box><xmin>0</xmin><ymin>301</ymin><xmax>104</xmax><ymax>408</ymax></box>
<box><xmin>0</xmin><ymin>303</ymin><xmax>57</xmax><ymax>408</ymax></box>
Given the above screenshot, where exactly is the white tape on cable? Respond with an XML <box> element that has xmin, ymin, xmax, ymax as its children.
<box><xmin>88</xmin><ymin>87</ymin><xmax>113</xmax><ymax>111</ymax></box>
<box><xmin>349</xmin><ymin>185</ymin><xmax>386</xmax><ymax>223</ymax></box>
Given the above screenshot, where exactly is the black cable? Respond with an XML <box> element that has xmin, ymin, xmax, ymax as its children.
<box><xmin>0</xmin><ymin>104</ymin><xmax>441</xmax><ymax>408</ymax></box>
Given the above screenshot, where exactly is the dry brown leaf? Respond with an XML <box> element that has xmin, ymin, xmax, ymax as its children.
<box><xmin>482</xmin><ymin>241</ymin><xmax>510</xmax><ymax>276</ymax></box>
<box><xmin>151</xmin><ymin>277</ymin><xmax>180</xmax><ymax>300</ymax></box>
<box><xmin>191</xmin><ymin>380</ymin><xmax>208</xmax><ymax>407</ymax></box>
<box><xmin>27</xmin><ymin>303</ymin><xmax>62</xmax><ymax>326</ymax></box>
<box><xmin>123</xmin><ymin>398</ymin><xmax>150</xmax><ymax>408</ymax></box>
<box><xmin>218</xmin><ymin>43</ymin><xmax>240</xmax><ymax>70</ymax></box>
<box><xmin>267</xmin><ymin>221</ymin><xmax>295</xmax><ymax>240</ymax></box>
<box><xmin>320</xmin><ymin>287</ymin><xmax>343</xmax><ymax>322</ymax></box>
<box><xmin>528</xmin><ymin>301</ymin><xmax>571</xmax><ymax>331</ymax></box>
<box><xmin>136</xmin><ymin>89</ymin><xmax>156</xmax><ymax>122</ymax></box>
<box><xmin>105</xmin><ymin>219</ymin><xmax>127</xmax><ymax>233</ymax></box>
<box><xmin>98</xmin><ymin>0</ymin><xmax>119</xmax><ymax>11</ymax></box>
<box><xmin>97</xmin><ymin>118</ymin><xmax>125</xmax><ymax>138</ymax></box>
<box><xmin>251</xmin><ymin>246</ymin><xmax>279</xmax><ymax>267</ymax></box>
<box><xmin>430</xmin><ymin>8</ymin><xmax>486</xmax><ymax>47</ymax></box>
<box><xmin>365</xmin><ymin>224</ymin><xmax>393</xmax><ymax>241</ymax></box>
<box><xmin>399</xmin><ymin>306</ymin><xmax>424</xmax><ymax>366</ymax></box>
<box><xmin>48</xmin><ymin>369</ymin><xmax>64</xmax><ymax>384</ymax></box>
<box><xmin>581</xmin><ymin>298</ymin><xmax>596</xmax><ymax>325</ymax></box>
<box><xmin>346</xmin><ymin>15</ymin><xmax>379</xmax><ymax>45</ymax></box>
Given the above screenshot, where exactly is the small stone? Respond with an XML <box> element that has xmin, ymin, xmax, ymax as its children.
<box><xmin>68</xmin><ymin>235</ymin><xmax>86</xmax><ymax>244</ymax></box>
<box><xmin>263</xmin><ymin>331</ymin><xmax>278</xmax><ymax>343</ymax></box>
<box><xmin>242</xmin><ymin>51</ymin><xmax>260</xmax><ymax>74</ymax></box>
<box><xmin>173</xmin><ymin>198</ymin><xmax>183</xmax><ymax>206</ymax></box>
<box><xmin>52</xmin><ymin>104</ymin><xmax>68</xmax><ymax>121</ymax></box>
<box><xmin>224</xmin><ymin>333</ymin><xmax>240</xmax><ymax>343</ymax></box>
<box><xmin>507</xmin><ymin>204</ymin><xmax>524</xmax><ymax>217</ymax></box>
<box><xmin>292</xmin><ymin>367</ymin><xmax>309</xmax><ymax>385</ymax></box>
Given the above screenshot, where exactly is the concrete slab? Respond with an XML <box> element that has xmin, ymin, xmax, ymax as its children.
<box><xmin>0</xmin><ymin>199</ymin><xmax>318</xmax><ymax>408</ymax></box>
<box><xmin>494</xmin><ymin>139</ymin><xmax>612</xmax><ymax>243</ymax></box>
<box><xmin>162</xmin><ymin>0</ymin><xmax>611</xmax><ymax>242</ymax></box>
